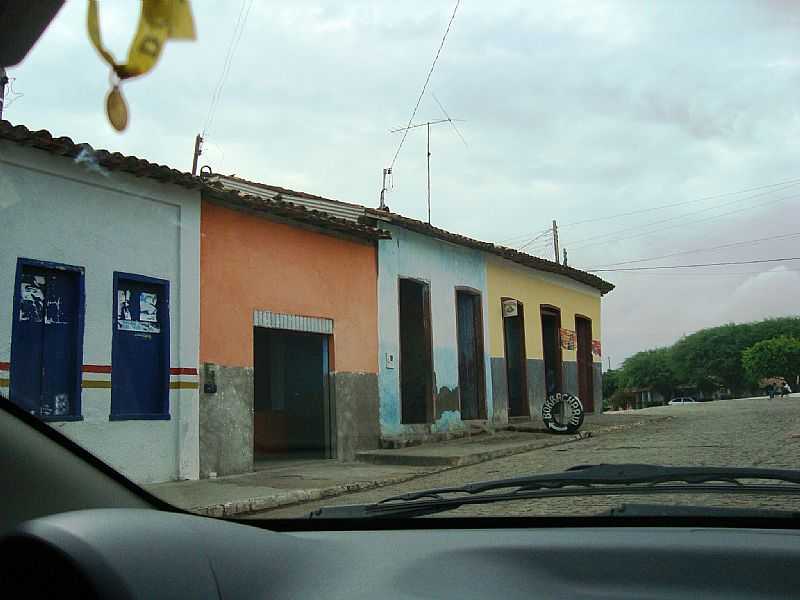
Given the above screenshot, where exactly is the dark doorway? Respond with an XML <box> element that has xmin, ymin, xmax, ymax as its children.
<box><xmin>541</xmin><ymin>306</ymin><xmax>562</xmax><ymax>399</ymax></box>
<box><xmin>399</xmin><ymin>278</ymin><xmax>433</xmax><ymax>424</ymax></box>
<box><xmin>456</xmin><ymin>289</ymin><xmax>486</xmax><ymax>420</ymax></box>
<box><xmin>575</xmin><ymin>315</ymin><xmax>595</xmax><ymax>413</ymax></box>
<box><xmin>253</xmin><ymin>328</ymin><xmax>331</xmax><ymax>458</ymax></box>
<box><xmin>502</xmin><ymin>299</ymin><xmax>528</xmax><ymax>418</ymax></box>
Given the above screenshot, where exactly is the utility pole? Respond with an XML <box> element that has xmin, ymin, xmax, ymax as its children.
<box><xmin>0</xmin><ymin>68</ymin><xmax>8</xmax><ymax>120</ymax></box>
<box><xmin>191</xmin><ymin>133</ymin><xmax>203</xmax><ymax>176</ymax></box>
<box><xmin>607</xmin><ymin>356</ymin><xmax>611</xmax><ymax>371</ymax></box>
<box><xmin>426</xmin><ymin>122</ymin><xmax>431</xmax><ymax>224</ymax></box>
<box><xmin>379</xmin><ymin>167</ymin><xmax>392</xmax><ymax>211</ymax></box>
<box><xmin>552</xmin><ymin>219</ymin><xmax>560</xmax><ymax>262</ymax></box>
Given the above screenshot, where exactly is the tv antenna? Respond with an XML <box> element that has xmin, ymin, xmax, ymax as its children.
<box><xmin>388</xmin><ymin>94</ymin><xmax>466</xmax><ymax>224</ymax></box>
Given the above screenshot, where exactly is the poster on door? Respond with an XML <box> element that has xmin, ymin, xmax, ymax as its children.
<box><xmin>559</xmin><ymin>328</ymin><xmax>576</xmax><ymax>350</ymax></box>
<box><xmin>19</xmin><ymin>275</ymin><xmax>45</xmax><ymax>322</ymax></box>
<box><xmin>117</xmin><ymin>289</ymin><xmax>160</xmax><ymax>333</ymax></box>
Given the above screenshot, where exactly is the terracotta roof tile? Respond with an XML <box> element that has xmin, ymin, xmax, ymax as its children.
<box><xmin>367</xmin><ymin>209</ymin><xmax>615</xmax><ymax>294</ymax></box>
<box><xmin>0</xmin><ymin>120</ymin><xmax>389</xmax><ymax>241</ymax></box>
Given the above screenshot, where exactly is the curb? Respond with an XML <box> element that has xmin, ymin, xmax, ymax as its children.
<box><xmin>191</xmin><ymin>417</ymin><xmax>665</xmax><ymax>517</ymax></box>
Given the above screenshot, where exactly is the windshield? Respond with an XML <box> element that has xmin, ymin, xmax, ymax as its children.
<box><xmin>1</xmin><ymin>1</ymin><xmax>799</xmax><ymax>522</ymax></box>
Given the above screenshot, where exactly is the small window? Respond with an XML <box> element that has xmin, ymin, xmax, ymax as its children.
<box><xmin>111</xmin><ymin>273</ymin><xmax>170</xmax><ymax>420</ymax></box>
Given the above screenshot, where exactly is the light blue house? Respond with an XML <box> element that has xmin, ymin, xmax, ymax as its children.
<box><xmin>370</xmin><ymin>212</ymin><xmax>494</xmax><ymax>443</ymax></box>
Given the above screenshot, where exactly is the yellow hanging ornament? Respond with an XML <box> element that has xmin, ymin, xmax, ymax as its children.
<box><xmin>87</xmin><ymin>0</ymin><xmax>196</xmax><ymax>131</ymax></box>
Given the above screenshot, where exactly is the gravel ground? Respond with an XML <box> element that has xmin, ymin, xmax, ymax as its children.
<box><xmin>249</xmin><ymin>397</ymin><xmax>800</xmax><ymax>519</ymax></box>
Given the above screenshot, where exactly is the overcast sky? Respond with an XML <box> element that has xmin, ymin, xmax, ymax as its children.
<box><xmin>6</xmin><ymin>1</ymin><xmax>800</xmax><ymax>368</ymax></box>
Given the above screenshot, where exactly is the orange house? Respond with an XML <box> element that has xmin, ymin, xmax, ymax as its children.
<box><xmin>199</xmin><ymin>187</ymin><xmax>389</xmax><ymax>476</ymax></box>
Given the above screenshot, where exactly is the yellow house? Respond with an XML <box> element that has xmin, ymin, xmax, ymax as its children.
<box><xmin>485</xmin><ymin>254</ymin><xmax>613</xmax><ymax>420</ymax></box>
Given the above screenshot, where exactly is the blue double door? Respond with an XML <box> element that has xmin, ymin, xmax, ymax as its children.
<box><xmin>10</xmin><ymin>262</ymin><xmax>83</xmax><ymax>418</ymax></box>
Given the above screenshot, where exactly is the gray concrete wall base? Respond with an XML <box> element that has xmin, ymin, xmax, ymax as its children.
<box><xmin>563</xmin><ymin>361</ymin><xmax>579</xmax><ymax>397</ymax></box>
<box><xmin>527</xmin><ymin>358</ymin><xmax>546</xmax><ymax>420</ymax></box>
<box><xmin>334</xmin><ymin>372</ymin><xmax>380</xmax><ymax>461</ymax></box>
<box><xmin>199</xmin><ymin>364</ymin><xmax>253</xmax><ymax>478</ymax></box>
<box><xmin>490</xmin><ymin>357</ymin><xmax>509</xmax><ymax>425</ymax></box>
<box><xmin>593</xmin><ymin>363</ymin><xmax>603</xmax><ymax>413</ymax></box>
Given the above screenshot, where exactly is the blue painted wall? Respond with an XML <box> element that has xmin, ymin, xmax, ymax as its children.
<box><xmin>377</xmin><ymin>225</ymin><xmax>493</xmax><ymax>436</ymax></box>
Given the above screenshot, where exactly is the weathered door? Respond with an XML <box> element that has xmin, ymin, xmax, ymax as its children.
<box><xmin>503</xmin><ymin>301</ymin><xmax>528</xmax><ymax>418</ymax></box>
<box><xmin>456</xmin><ymin>290</ymin><xmax>485</xmax><ymax>420</ymax></box>
<box><xmin>576</xmin><ymin>316</ymin><xmax>594</xmax><ymax>413</ymax></box>
<box><xmin>111</xmin><ymin>274</ymin><xmax>169</xmax><ymax>418</ymax></box>
<box><xmin>10</xmin><ymin>262</ymin><xmax>82</xmax><ymax>418</ymax></box>
<box><xmin>541</xmin><ymin>308</ymin><xmax>562</xmax><ymax>398</ymax></box>
<box><xmin>399</xmin><ymin>279</ymin><xmax>433</xmax><ymax>424</ymax></box>
<box><xmin>286</xmin><ymin>332</ymin><xmax>327</xmax><ymax>455</ymax></box>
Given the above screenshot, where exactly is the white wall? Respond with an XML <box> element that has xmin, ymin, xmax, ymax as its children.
<box><xmin>0</xmin><ymin>142</ymin><xmax>200</xmax><ymax>483</ymax></box>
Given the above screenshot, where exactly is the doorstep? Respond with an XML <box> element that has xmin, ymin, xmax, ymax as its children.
<box><xmin>356</xmin><ymin>412</ymin><xmax>668</xmax><ymax>467</ymax></box>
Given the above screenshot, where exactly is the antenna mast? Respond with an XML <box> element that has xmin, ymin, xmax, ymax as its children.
<box><xmin>388</xmin><ymin>116</ymin><xmax>465</xmax><ymax>224</ymax></box>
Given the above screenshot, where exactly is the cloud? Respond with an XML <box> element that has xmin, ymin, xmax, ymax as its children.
<box><xmin>5</xmin><ymin>1</ymin><xmax>800</xmax><ymax>367</ymax></box>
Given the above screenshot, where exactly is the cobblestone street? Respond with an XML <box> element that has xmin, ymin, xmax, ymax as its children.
<box><xmin>253</xmin><ymin>397</ymin><xmax>800</xmax><ymax>518</ymax></box>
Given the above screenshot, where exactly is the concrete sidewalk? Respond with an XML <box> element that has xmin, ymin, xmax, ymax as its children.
<box><xmin>146</xmin><ymin>412</ymin><xmax>666</xmax><ymax>517</ymax></box>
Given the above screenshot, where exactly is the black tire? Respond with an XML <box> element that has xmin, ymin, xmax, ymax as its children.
<box><xmin>542</xmin><ymin>393</ymin><xmax>585</xmax><ymax>434</ymax></box>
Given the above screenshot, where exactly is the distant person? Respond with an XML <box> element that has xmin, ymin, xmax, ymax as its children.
<box><xmin>781</xmin><ymin>383</ymin><xmax>792</xmax><ymax>398</ymax></box>
<box><xmin>768</xmin><ymin>383</ymin><xmax>775</xmax><ymax>400</ymax></box>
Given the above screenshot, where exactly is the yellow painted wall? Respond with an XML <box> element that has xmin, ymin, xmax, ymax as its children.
<box><xmin>485</xmin><ymin>256</ymin><xmax>602</xmax><ymax>362</ymax></box>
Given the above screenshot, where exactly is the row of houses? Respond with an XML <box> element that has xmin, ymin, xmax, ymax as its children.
<box><xmin>0</xmin><ymin>121</ymin><xmax>614</xmax><ymax>483</ymax></box>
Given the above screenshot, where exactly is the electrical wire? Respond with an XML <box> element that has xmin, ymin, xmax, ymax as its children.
<box><xmin>517</xmin><ymin>230</ymin><xmax>552</xmax><ymax>251</ymax></box>
<box><xmin>560</xmin><ymin>176</ymin><xmax>800</xmax><ymax>229</ymax></box>
<box><xmin>588</xmin><ymin>257</ymin><xmax>800</xmax><ymax>273</ymax></box>
<box><xmin>586</xmin><ymin>231</ymin><xmax>800</xmax><ymax>269</ymax></box>
<box><xmin>498</xmin><ymin>228</ymin><xmax>551</xmax><ymax>245</ymax></box>
<box><xmin>202</xmin><ymin>0</ymin><xmax>254</xmax><ymax>137</ymax></box>
<box><xmin>569</xmin><ymin>191</ymin><xmax>797</xmax><ymax>252</ymax></box>
<box><xmin>601</xmin><ymin>268</ymin><xmax>800</xmax><ymax>278</ymax></box>
<box><xmin>389</xmin><ymin>0</ymin><xmax>461</xmax><ymax>170</ymax></box>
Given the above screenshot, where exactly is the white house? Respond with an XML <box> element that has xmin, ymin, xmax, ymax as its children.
<box><xmin>0</xmin><ymin>122</ymin><xmax>201</xmax><ymax>483</ymax></box>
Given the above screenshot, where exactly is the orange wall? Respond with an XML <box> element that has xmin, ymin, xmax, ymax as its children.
<box><xmin>200</xmin><ymin>201</ymin><xmax>378</xmax><ymax>373</ymax></box>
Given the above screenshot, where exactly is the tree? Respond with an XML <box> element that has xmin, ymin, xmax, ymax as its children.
<box><xmin>742</xmin><ymin>336</ymin><xmax>800</xmax><ymax>385</ymax></box>
<box><xmin>672</xmin><ymin>317</ymin><xmax>800</xmax><ymax>395</ymax></box>
<box><xmin>619</xmin><ymin>347</ymin><xmax>677</xmax><ymax>400</ymax></box>
<box><xmin>602</xmin><ymin>369</ymin><xmax>620</xmax><ymax>400</ymax></box>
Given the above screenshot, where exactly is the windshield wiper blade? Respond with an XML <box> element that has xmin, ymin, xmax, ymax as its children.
<box><xmin>600</xmin><ymin>503</ymin><xmax>800</xmax><ymax>519</ymax></box>
<box><xmin>307</xmin><ymin>464</ymin><xmax>800</xmax><ymax>519</ymax></box>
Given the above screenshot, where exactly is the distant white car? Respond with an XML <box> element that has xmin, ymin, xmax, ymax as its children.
<box><xmin>668</xmin><ymin>397</ymin><xmax>697</xmax><ymax>406</ymax></box>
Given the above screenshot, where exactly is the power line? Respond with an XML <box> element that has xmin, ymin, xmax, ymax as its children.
<box><xmin>587</xmin><ymin>231</ymin><xmax>800</xmax><ymax>269</ymax></box>
<box><xmin>389</xmin><ymin>0</ymin><xmax>461</xmax><ymax>170</ymax></box>
<box><xmin>498</xmin><ymin>228</ymin><xmax>550</xmax><ymax>245</ymax></box>
<box><xmin>516</xmin><ymin>230</ymin><xmax>552</xmax><ymax>251</ymax></box>
<box><xmin>588</xmin><ymin>257</ymin><xmax>800</xmax><ymax>273</ymax></box>
<box><xmin>560</xmin><ymin>176</ymin><xmax>800</xmax><ymax>229</ymax></box>
<box><xmin>569</xmin><ymin>191</ymin><xmax>797</xmax><ymax>252</ymax></box>
<box><xmin>569</xmin><ymin>185</ymin><xmax>796</xmax><ymax>249</ymax></box>
<box><xmin>202</xmin><ymin>0</ymin><xmax>253</xmax><ymax>137</ymax></box>
<box><xmin>601</xmin><ymin>268</ymin><xmax>800</xmax><ymax>278</ymax></box>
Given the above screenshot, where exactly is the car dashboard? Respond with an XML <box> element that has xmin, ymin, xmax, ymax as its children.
<box><xmin>1</xmin><ymin>508</ymin><xmax>799</xmax><ymax>599</ymax></box>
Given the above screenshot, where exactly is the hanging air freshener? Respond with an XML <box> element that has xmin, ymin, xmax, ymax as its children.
<box><xmin>86</xmin><ymin>0</ymin><xmax>196</xmax><ymax>132</ymax></box>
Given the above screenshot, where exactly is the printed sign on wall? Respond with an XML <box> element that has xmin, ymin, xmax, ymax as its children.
<box><xmin>559</xmin><ymin>328</ymin><xmax>576</xmax><ymax>350</ymax></box>
<box><xmin>592</xmin><ymin>340</ymin><xmax>602</xmax><ymax>357</ymax></box>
